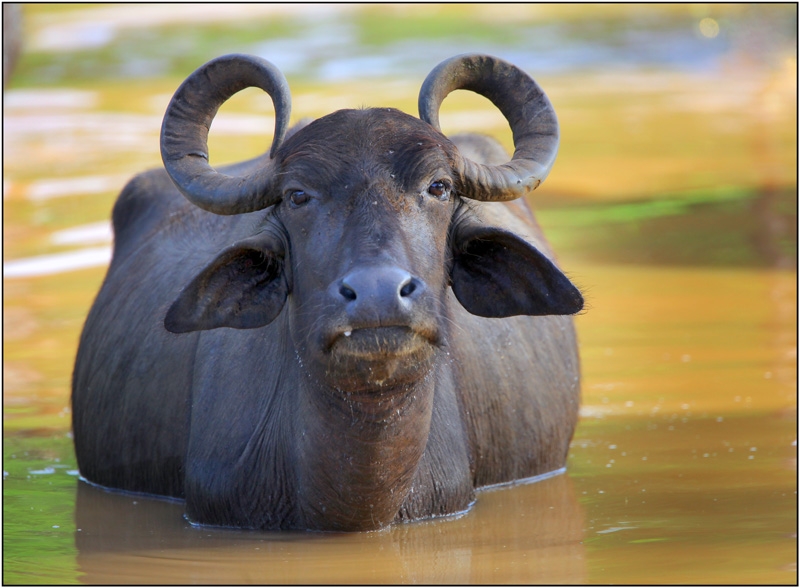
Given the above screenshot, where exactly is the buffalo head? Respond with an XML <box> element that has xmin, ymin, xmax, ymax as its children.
<box><xmin>147</xmin><ymin>54</ymin><xmax>582</xmax><ymax>530</ymax></box>
<box><xmin>161</xmin><ymin>54</ymin><xmax>581</xmax><ymax>394</ymax></box>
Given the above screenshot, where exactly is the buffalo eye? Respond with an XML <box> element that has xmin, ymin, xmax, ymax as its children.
<box><xmin>426</xmin><ymin>180</ymin><xmax>451</xmax><ymax>201</ymax></box>
<box><xmin>288</xmin><ymin>189</ymin><xmax>310</xmax><ymax>207</ymax></box>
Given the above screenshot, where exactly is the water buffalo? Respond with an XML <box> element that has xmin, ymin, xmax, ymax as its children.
<box><xmin>72</xmin><ymin>53</ymin><xmax>583</xmax><ymax>532</ymax></box>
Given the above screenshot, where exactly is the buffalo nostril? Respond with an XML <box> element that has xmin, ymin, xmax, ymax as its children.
<box><xmin>399</xmin><ymin>279</ymin><xmax>417</xmax><ymax>298</ymax></box>
<box><xmin>339</xmin><ymin>284</ymin><xmax>357</xmax><ymax>301</ymax></box>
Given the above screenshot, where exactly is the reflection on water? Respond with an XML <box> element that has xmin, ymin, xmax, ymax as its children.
<box><xmin>541</xmin><ymin>189</ymin><xmax>797</xmax><ymax>269</ymax></box>
<box><xmin>72</xmin><ymin>474</ymin><xmax>585</xmax><ymax>584</ymax></box>
<box><xmin>3</xmin><ymin>259</ymin><xmax>795</xmax><ymax>584</ymax></box>
<box><xmin>571</xmin><ymin>262</ymin><xmax>796</xmax><ymax>584</ymax></box>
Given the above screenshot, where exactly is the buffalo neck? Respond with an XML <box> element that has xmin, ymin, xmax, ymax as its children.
<box><xmin>293</xmin><ymin>366</ymin><xmax>436</xmax><ymax>531</ymax></box>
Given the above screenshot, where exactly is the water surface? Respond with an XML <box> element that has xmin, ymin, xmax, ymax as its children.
<box><xmin>4</xmin><ymin>260</ymin><xmax>796</xmax><ymax>584</ymax></box>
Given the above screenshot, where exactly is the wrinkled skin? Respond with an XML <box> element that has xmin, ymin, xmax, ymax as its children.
<box><xmin>72</xmin><ymin>106</ymin><xmax>582</xmax><ymax>531</ymax></box>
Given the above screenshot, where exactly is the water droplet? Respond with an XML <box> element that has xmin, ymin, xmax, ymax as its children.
<box><xmin>344</xmin><ymin>331</ymin><xmax>352</xmax><ymax>337</ymax></box>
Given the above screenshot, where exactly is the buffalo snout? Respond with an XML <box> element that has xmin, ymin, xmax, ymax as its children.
<box><xmin>334</xmin><ymin>266</ymin><xmax>426</xmax><ymax>329</ymax></box>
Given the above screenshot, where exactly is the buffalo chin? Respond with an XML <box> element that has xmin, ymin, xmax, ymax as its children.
<box><xmin>324</xmin><ymin>326</ymin><xmax>437</xmax><ymax>392</ymax></box>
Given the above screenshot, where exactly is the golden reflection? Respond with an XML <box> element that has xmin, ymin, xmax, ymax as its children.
<box><xmin>574</xmin><ymin>262</ymin><xmax>797</xmax><ymax>418</ymax></box>
<box><xmin>73</xmin><ymin>475</ymin><xmax>586</xmax><ymax>584</ymax></box>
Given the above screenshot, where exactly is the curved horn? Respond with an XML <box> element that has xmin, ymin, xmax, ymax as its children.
<box><xmin>161</xmin><ymin>54</ymin><xmax>291</xmax><ymax>215</ymax></box>
<box><xmin>419</xmin><ymin>54</ymin><xmax>558</xmax><ymax>202</ymax></box>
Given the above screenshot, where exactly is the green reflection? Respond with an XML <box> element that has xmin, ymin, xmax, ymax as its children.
<box><xmin>540</xmin><ymin>188</ymin><xmax>797</xmax><ymax>268</ymax></box>
<box><xmin>2</xmin><ymin>436</ymin><xmax>81</xmax><ymax>585</ymax></box>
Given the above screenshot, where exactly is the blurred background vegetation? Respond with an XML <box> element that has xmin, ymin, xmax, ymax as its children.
<box><xmin>4</xmin><ymin>3</ymin><xmax>797</xmax><ymax>268</ymax></box>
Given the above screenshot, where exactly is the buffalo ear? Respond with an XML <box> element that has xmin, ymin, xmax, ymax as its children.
<box><xmin>165</xmin><ymin>232</ymin><xmax>288</xmax><ymax>333</ymax></box>
<box><xmin>450</xmin><ymin>225</ymin><xmax>583</xmax><ymax>318</ymax></box>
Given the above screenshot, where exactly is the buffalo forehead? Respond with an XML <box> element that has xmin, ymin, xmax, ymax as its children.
<box><xmin>278</xmin><ymin>108</ymin><xmax>455</xmax><ymax>195</ymax></box>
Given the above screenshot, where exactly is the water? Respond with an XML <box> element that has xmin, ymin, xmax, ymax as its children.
<box><xmin>3</xmin><ymin>4</ymin><xmax>797</xmax><ymax>585</ymax></box>
<box><xmin>4</xmin><ymin>260</ymin><xmax>795</xmax><ymax>584</ymax></box>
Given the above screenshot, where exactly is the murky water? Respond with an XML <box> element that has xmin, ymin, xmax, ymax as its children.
<box><xmin>4</xmin><ymin>260</ymin><xmax>796</xmax><ymax>584</ymax></box>
<box><xmin>3</xmin><ymin>4</ymin><xmax>797</xmax><ymax>585</ymax></box>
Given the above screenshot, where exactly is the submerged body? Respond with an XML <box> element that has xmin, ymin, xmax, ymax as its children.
<box><xmin>72</xmin><ymin>54</ymin><xmax>582</xmax><ymax>531</ymax></box>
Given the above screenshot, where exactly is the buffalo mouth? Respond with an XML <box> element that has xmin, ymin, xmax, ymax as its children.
<box><xmin>323</xmin><ymin>325</ymin><xmax>438</xmax><ymax>391</ymax></box>
<box><xmin>331</xmin><ymin>326</ymin><xmax>433</xmax><ymax>357</ymax></box>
